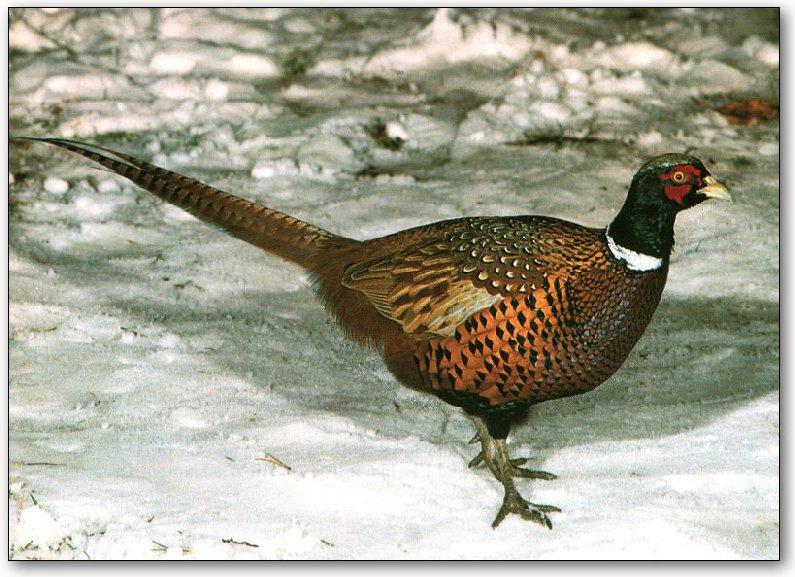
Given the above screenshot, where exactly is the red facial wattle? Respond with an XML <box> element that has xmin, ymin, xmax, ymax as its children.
<box><xmin>659</xmin><ymin>164</ymin><xmax>704</xmax><ymax>204</ymax></box>
<box><xmin>663</xmin><ymin>184</ymin><xmax>690</xmax><ymax>203</ymax></box>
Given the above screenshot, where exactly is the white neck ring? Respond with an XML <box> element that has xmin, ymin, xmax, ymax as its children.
<box><xmin>605</xmin><ymin>227</ymin><xmax>664</xmax><ymax>272</ymax></box>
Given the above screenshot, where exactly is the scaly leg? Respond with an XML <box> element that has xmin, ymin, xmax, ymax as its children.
<box><xmin>471</xmin><ymin>416</ymin><xmax>561</xmax><ymax>529</ymax></box>
<box><xmin>467</xmin><ymin>429</ymin><xmax>557</xmax><ymax>480</ymax></box>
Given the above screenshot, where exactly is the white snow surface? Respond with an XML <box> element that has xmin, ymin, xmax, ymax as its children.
<box><xmin>9</xmin><ymin>8</ymin><xmax>778</xmax><ymax>560</ymax></box>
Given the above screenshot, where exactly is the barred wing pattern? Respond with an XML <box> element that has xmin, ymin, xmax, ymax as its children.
<box><xmin>342</xmin><ymin>216</ymin><xmax>606</xmax><ymax>338</ymax></box>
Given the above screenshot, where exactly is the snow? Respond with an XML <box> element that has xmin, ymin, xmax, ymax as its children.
<box><xmin>43</xmin><ymin>177</ymin><xmax>68</xmax><ymax>195</ymax></box>
<box><xmin>150</xmin><ymin>52</ymin><xmax>197</xmax><ymax>75</ymax></box>
<box><xmin>595</xmin><ymin>42</ymin><xmax>676</xmax><ymax>71</ymax></box>
<box><xmin>11</xmin><ymin>506</ymin><xmax>70</xmax><ymax>551</ymax></box>
<box><xmin>743</xmin><ymin>36</ymin><xmax>779</xmax><ymax>68</ymax></box>
<box><xmin>362</xmin><ymin>8</ymin><xmax>533</xmax><ymax>79</ymax></box>
<box><xmin>9</xmin><ymin>7</ymin><xmax>778</xmax><ymax>560</ymax></box>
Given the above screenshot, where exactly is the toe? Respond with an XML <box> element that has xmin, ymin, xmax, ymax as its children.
<box><xmin>491</xmin><ymin>496</ymin><xmax>560</xmax><ymax>529</ymax></box>
<box><xmin>491</xmin><ymin>507</ymin><xmax>509</xmax><ymax>529</ymax></box>
<box><xmin>521</xmin><ymin>508</ymin><xmax>553</xmax><ymax>530</ymax></box>
<box><xmin>468</xmin><ymin>452</ymin><xmax>484</xmax><ymax>468</ymax></box>
<box><xmin>530</xmin><ymin>502</ymin><xmax>562</xmax><ymax>513</ymax></box>
<box><xmin>511</xmin><ymin>467</ymin><xmax>558</xmax><ymax>480</ymax></box>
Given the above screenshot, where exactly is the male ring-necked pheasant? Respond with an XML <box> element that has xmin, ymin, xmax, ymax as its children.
<box><xmin>15</xmin><ymin>137</ymin><xmax>730</xmax><ymax>529</ymax></box>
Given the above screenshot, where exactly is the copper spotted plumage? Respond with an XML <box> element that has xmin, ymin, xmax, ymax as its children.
<box><xmin>14</xmin><ymin>137</ymin><xmax>731</xmax><ymax>529</ymax></box>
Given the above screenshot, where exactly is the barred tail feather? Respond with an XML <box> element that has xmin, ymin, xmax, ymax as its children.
<box><xmin>16</xmin><ymin>137</ymin><xmax>342</xmax><ymax>269</ymax></box>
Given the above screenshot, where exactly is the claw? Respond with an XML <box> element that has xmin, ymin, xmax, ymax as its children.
<box><xmin>520</xmin><ymin>508</ymin><xmax>553</xmax><ymax>530</ymax></box>
<box><xmin>492</xmin><ymin>494</ymin><xmax>559</xmax><ymax>529</ymax></box>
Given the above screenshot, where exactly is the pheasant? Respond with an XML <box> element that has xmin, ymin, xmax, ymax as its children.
<box><xmin>14</xmin><ymin>137</ymin><xmax>730</xmax><ymax>529</ymax></box>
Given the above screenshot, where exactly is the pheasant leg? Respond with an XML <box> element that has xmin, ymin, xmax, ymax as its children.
<box><xmin>467</xmin><ymin>425</ymin><xmax>557</xmax><ymax>480</ymax></box>
<box><xmin>471</xmin><ymin>416</ymin><xmax>560</xmax><ymax>529</ymax></box>
<box><xmin>468</xmin><ymin>452</ymin><xmax>557</xmax><ymax>479</ymax></box>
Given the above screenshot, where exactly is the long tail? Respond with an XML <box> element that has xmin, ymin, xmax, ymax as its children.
<box><xmin>13</xmin><ymin>137</ymin><xmax>345</xmax><ymax>269</ymax></box>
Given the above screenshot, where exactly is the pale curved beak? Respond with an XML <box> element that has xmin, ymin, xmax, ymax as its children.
<box><xmin>698</xmin><ymin>175</ymin><xmax>732</xmax><ymax>201</ymax></box>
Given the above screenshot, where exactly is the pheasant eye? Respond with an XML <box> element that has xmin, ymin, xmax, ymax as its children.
<box><xmin>671</xmin><ymin>171</ymin><xmax>687</xmax><ymax>184</ymax></box>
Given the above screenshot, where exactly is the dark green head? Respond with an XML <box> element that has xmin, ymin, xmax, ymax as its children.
<box><xmin>608</xmin><ymin>153</ymin><xmax>731</xmax><ymax>260</ymax></box>
<box><xmin>632</xmin><ymin>153</ymin><xmax>731</xmax><ymax>209</ymax></box>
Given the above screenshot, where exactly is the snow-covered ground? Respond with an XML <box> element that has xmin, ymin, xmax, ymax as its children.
<box><xmin>8</xmin><ymin>8</ymin><xmax>779</xmax><ymax>559</ymax></box>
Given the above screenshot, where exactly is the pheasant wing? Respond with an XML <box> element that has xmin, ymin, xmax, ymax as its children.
<box><xmin>342</xmin><ymin>217</ymin><xmax>599</xmax><ymax>337</ymax></box>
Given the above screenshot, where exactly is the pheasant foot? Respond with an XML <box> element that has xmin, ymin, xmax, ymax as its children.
<box><xmin>492</xmin><ymin>487</ymin><xmax>561</xmax><ymax>529</ymax></box>
<box><xmin>470</xmin><ymin>415</ymin><xmax>561</xmax><ymax>529</ymax></box>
